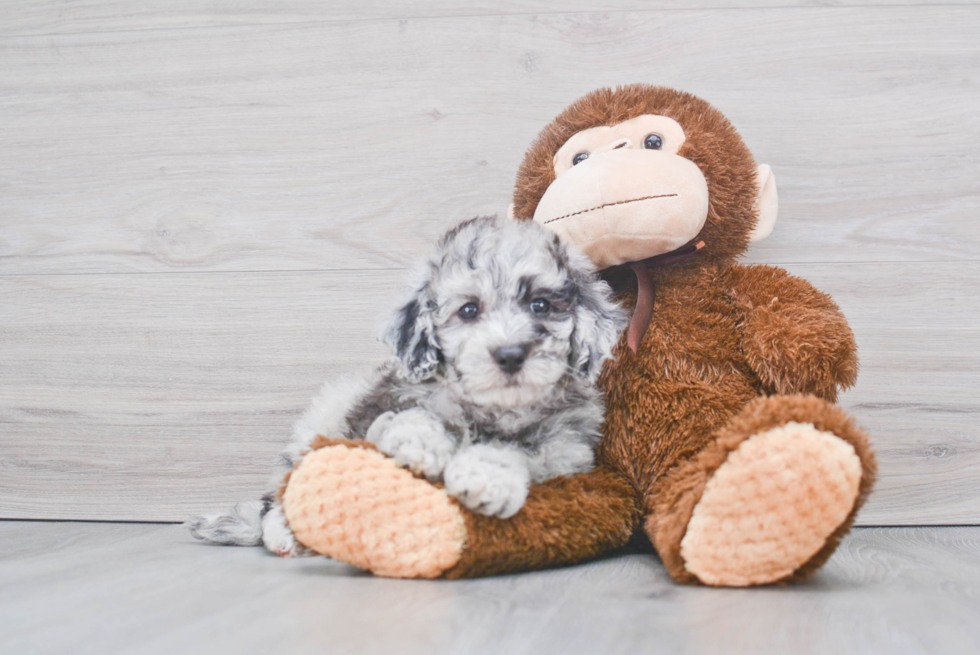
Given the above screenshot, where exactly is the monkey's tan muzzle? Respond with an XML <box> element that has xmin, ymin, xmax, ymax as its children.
<box><xmin>533</xmin><ymin>150</ymin><xmax>709</xmax><ymax>270</ymax></box>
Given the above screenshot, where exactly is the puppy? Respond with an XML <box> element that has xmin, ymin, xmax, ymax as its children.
<box><xmin>189</xmin><ymin>216</ymin><xmax>626</xmax><ymax>556</ymax></box>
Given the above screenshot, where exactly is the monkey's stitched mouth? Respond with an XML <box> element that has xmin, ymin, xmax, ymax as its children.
<box><xmin>543</xmin><ymin>194</ymin><xmax>678</xmax><ymax>225</ymax></box>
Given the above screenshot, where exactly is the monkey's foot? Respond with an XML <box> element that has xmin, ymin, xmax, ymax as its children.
<box><xmin>281</xmin><ymin>440</ymin><xmax>466</xmax><ymax>578</ymax></box>
<box><xmin>678</xmin><ymin>421</ymin><xmax>862</xmax><ymax>586</ymax></box>
<box><xmin>647</xmin><ymin>395</ymin><xmax>876</xmax><ymax>587</ymax></box>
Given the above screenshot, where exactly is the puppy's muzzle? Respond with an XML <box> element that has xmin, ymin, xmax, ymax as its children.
<box><xmin>493</xmin><ymin>344</ymin><xmax>530</xmax><ymax>375</ymax></box>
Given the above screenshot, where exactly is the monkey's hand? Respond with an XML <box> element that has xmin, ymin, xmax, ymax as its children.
<box><xmin>729</xmin><ymin>264</ymin><xmax>858</xmax><ymax>402</ymax></box>
<box><xmin>444</xmin><ymin>445</ymin><xmax>531</xmax><ymax>519</ymax></box>
<box><xmin>365</xmin><ymin>408</ymin><xmax>456</xmax><ymax>481</ymax></box>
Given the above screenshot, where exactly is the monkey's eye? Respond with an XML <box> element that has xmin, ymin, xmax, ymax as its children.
<box><xmin>458</xmin><ymin>302</ymin><xmax>480</xmax><ymax>321</ymax></box>
<box><xmin>643</xmin><ymin>134</ymin><xmax>664</xmax><ymax>150</ymax></box>
<box><xmin>529</xmin><ymin>298</ymin><xmax>550</xmax><ymax>315</ymax></box>
<box><xmin>572</xmin><ymin>152</ymin><xmax>590</xmax><ymax>166</ymax></box>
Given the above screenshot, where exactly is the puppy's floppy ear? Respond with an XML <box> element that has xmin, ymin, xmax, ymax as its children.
<box><xmin>571</xmin><ymin>276</ymin><xmax>628</xmax><ymax>381</ymax></box>
<box><xmin>383</xmin><ymin>283</ymin><xmax>441</xmax><ymax>382</ymax></box>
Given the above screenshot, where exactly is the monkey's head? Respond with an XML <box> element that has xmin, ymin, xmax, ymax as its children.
<box><xmin>510</xmin><ymin>85</ymin><xmax>777</xmax><ymax>271</ymax></box>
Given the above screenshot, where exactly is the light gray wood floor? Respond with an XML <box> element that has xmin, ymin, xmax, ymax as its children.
<box><xmin>2</xmin><ymin>522</ymin><xmax>978</xmax><ymax>655</ymax></box>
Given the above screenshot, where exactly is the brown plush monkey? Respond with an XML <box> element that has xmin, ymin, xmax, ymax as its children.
<box><xmin>281</xmin><ymin>85</ymin><xmax>876</xmax><ymax>586</ymax></box>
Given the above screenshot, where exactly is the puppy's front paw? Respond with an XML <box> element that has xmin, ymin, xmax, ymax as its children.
<box><xmin>261</xmin><ymin>504</ymin><xmax>302</xmax><ymax>557</ymax></box>
<box><xmin>444</xmin><ymin>445</ymin><xmax>530</xmax><ymax>518</ymax></box>
<box><xmin>365</xmin><ymin>408</ymin><xmax>455</xmax><ymax>481</ymax></box>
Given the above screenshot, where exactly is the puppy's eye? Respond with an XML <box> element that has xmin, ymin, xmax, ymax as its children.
<box><xmin>529</xmin><ymin>298</ymin><xmax>550</xmax><ymax>315</ymax></box>
<box><xmin>643</xmin><ymin>134</ymin><xmax>664</xmax><ymax>150</ymax></box>
<box><xmin>572</xmin><ymin>152</ymin><xmax>589</xmax><ymax>166</ymax></box>
<box><xmin>458</xmin><ymin>302</ymin><xmax>480</xmax><ymax>321</ymax></box>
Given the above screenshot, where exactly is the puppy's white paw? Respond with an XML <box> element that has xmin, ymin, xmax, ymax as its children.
<box><xmin>444</xmin><ymin>445</ymin><xmax>530</xmax><ymax>518</ymax></box>
<box><xmin>261</xmin><ymin>504</ymin><xmax>301</xmax><ymax>557</ymax></box>
<box><xmin>365</xmin><ymin>408</ymin><xmax>456</xmax><ymax>481</ymax></box>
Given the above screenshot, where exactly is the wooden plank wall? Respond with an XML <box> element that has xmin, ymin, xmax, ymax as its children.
<box><xmin>1</xmin><ymin>1</ymin><xmax>978</xmax><ymax>523</ymax></box>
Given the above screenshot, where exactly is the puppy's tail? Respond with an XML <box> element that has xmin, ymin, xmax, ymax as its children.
<box><xmin>186</xmin><ymin>498</ymin><xmax>266</xmax><ymax>546</ymax></box>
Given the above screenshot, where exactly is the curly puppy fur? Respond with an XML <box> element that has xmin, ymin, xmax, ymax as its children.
<box><xmin>188</xmin><ymin>216</ymin><xmax>626</xmax><ymax>554</ymax></box>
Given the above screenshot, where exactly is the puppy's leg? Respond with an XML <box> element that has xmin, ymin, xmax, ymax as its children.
<box><xmin>186</xmin><ymin>499</ymin><xmax>264</xmax><ymax>546</ymax></box>
<box><xmin>365</xmin><ymin>407</ymin><xmax>456</xmax><ymax>481</ymax></box>
<box><xmin>260</xmin><ymin>501</ymin><xmax>310</xmax><ymax>557</ymax></box>
<box><xmin>444</xmin><ymin>445</ymin><xmax>531</xmax><ymax>518</ymax></box>
<box><xmin>527</xmin><ymin>437</ymin><xmax>595</xmax><ymax>483</ymax></box>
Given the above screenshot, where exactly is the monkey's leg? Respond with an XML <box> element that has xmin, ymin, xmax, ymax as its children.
<box><xmin>645</xmin><ymin>394</ymin><xmax>876</xmax><ymax>586</ymax></box>
<box><xmin>281</xmin><ymin>437</ymin><xmax>639</xmax><ymax>579</ymax></box>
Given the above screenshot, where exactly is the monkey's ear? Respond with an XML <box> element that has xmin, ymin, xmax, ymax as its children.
<box><xmin>382</xmin><ymin>286</ymin><xmax>441</xmax><ymax>382</ymax></box>
<box><xmin>507</xmin><ymin>203</ymin><xmax>517</xmax><ymax>220</ymax></box>
<box><xmin>748</xmin><ymin>164</ymin><xmax>778</xmax><ymax>243</ymax></box>
<box><xmin>571</xmin><ymin>277</ymin><xmax>629</xmax><ymax>381</ymax></box>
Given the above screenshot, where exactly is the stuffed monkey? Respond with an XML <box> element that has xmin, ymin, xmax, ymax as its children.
<box><xmin>281</xmin><ymin>85</ymin><xmax>876</xmax><ymax>586</ymax></box>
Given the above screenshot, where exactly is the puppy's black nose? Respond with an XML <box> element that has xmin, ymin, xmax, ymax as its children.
<box><xmin>493</xmin><ymin>344</ymin><xmax>529</xmax><ymax>375</ymax></box>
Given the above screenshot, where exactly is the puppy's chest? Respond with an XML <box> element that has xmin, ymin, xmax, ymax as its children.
<box><xmin>419</xmin><ymin>391</ymin><xmax>537</xmax><ymax>444</ymax></box>
<box><xmin>452</xmin><ymin>407</ymin><xmax>540</xmax><ymax>446</ymax></box>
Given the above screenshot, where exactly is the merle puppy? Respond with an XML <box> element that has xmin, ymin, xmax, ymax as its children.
<box><xmin>189</xmin><ymin>216</ymin><xmax>626</xmax><ymax>556</ymax></box>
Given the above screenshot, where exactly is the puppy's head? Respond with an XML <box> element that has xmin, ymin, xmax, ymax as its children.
<box><xmin>384</xmin><ymin>216</ymin><xmax>627</xmax><ymax>407</ymax></box>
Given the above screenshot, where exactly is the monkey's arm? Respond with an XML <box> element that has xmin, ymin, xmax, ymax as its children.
<box><xmin>281</xmin><ymin>436</ymin><xmax>641</xmax><ymax>579</ymax></box>
<box><xmin>727</xmin><ymin>264</ymin><xmax>858</xmax><ymax>402</ymax></box>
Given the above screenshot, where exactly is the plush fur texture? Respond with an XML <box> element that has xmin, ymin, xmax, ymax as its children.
<box><xmin>515</xmin><ymin>86</ymin><xmax>874</xmax><ymax>585</ymax></box>
<box><xmin>282</xmin><ymin>440</ymin><xmax>467</xmax><ymax>578</ymax></box>
<box><xmin>679</xmin><ymin>421</ymin><xmax>863</xmax><ymax>586</ymax></box>
<box><xmin>273</xmin><ymin>85</ymin><xmax>878</xmax><ymax>586</ymax></box>
<box><xmin>649</xmin><ymin>395</ymin><xmax>874</xmax><ymax>585</ymax></box>
<box><xmin>442</xmin><ymin>464</ymin><xmax>640</xmax><ymax>579</ymax></box>
<box><xmin>189</xmin><ymin>215</ymin><xmax>626</xmax><ymax>551</ymax></box>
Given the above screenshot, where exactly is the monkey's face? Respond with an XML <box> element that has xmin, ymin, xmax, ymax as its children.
<box><xmin>513</xmin><ymin>86</ymin><xmax>779</xmax><ymax>273</ymax></box>
<box><xmin>534</xmin><ymin>114</ymin><xmax>778</xmax><ymax>269</ymax></box>
<box><xmin>531</xmin><ymin>115</ymin><xmax>709</xmax><ymax>270</ymax></box>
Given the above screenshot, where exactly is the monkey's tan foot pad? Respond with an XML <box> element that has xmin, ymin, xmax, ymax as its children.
<box><xmin>282</xmin><ymin>445</ymin><xmax>466</xmax><ymax>578</ymax></box>
<box><xmin>680</xmin><ymin>422</ymin><xmax>862</xmax><ymax>587</ymax></box>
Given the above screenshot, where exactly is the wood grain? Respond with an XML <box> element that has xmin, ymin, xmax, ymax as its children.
<box><xmin>796</xmin><ymin>262</ymin><xmax>980</xmax><ymax>525</ymax></box>
<box><xmin>1</xmin><ymin>262</ymin><xmax>977</xmax><ymax>523</ymax></box>
<box><xmin>2</xmin><ymin>1</ymin><xmax>974</xmax><ymax>37</ymax></box>
<box><xmin>0</xmin><ymin>271</ymin><xmax>398</xmax><ymax>520</ymax></box>
<box><xmin>2</xmin><ymin>523</ymin><xmax>978</xmax><ymax>654</ymax></box>
<box><xmin>1</xmin><ymin>2</ymin><xmax>977</xmax><ymax>525</ymax></box>
<box><xmin>1</xmin><ymin>7</ymin><xmax>978</xmax><ymax>275</ymax></box>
